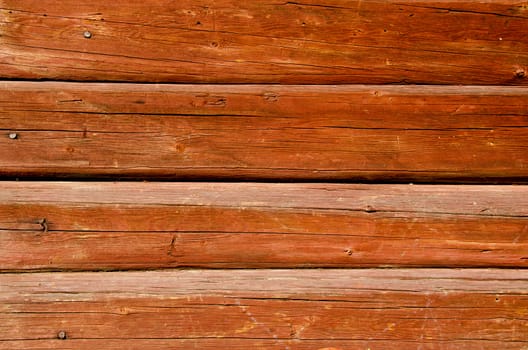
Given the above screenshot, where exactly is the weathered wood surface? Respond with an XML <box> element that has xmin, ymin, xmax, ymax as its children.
<box><xmin>1</xmin><ymin>181</ymin><xmax>526</xmax><ymax>270</ymax></box>
<box><xmin>2</xmin><ymin>339</ymin><xmax>525</xmax><ymax>350</ymax></box>
<box><xmin>2</xmin><ymin>82</ymin><xmax>528</xmax><ymax>181</ymax></box>
<box><xmin>1</xmin><ymin>269</ymin><xmax>528</xmax><ymax>349</ymax></box>
<box><xmin>0</xmin><ymin>0</ymin><xmax>527</xmax><ymax>84</ymax></box>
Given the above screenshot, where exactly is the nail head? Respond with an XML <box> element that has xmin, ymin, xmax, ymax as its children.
<box><xmin>83</xmin><ymin>31</ymin><xmax>92</xmax><ymax>39</ymax></box>
<box><xmin>57</xmin><ymin>330</ymin><xmax>67</xmax><ymax>340</ymax></box>
<box><xmin>8</xmin><ymin>133</ymin><xmax>17</xmax><ymax>139</ymax></box>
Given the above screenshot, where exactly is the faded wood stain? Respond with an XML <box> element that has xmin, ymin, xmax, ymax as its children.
<box><xmin>0</xmin><ymin>1</ymin><xmax>527</xmax><ymax>348</ymax></box>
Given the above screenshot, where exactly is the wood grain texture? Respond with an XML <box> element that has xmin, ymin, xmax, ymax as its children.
<box><xmin>2</xmin><ymin>339</ymin><xmax>526</xmax><ymax>350</ymax></box>
<box><xmin>1</xmin><ymin>269</ymin><xmax>528</xmax><ymax>349</ymax></box>
<box><xmin>1</xmin><ymin>181</ymin><xmax>526</xmax><ymax>270</ymax></box>
<box><xmin>2</xmin><ymin>82</ymin><xmax>528</xmax><ymax>181</ymax></box>
<box><xmin>0</xmin><ymin>0</ymin><xmax>527</xmax><ymax>84</ymax></box>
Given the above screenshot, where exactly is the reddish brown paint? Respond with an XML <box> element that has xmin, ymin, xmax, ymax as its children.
<box><xmin>1</xmin><ymin>269</ymin><xmax>528</xmax><ymax>348</ymax></box>
<box><xmin>1</xmin><ymin>82</ymin><xmax>527</xmax><ymax>181</ymax></box>
<box><xmin>0</xmin><ymin>0</ymin><xmax>527</xmax><ymax>84</ymax></box>
<box><xmin>2</xmin><ymin>0</ymin><xmax>528</xmax><ymax>347</ymax></box>
<box><xmin>0</xmin><ymin>182</ymin><xmax>526</xmax><ymax>270</ymax></box>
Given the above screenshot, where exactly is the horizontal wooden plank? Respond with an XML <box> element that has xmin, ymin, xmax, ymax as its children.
<box><xmin>2</xmin><ymin>82</ymin><xmax>528</xmax><ymax>181</ymax></box>
<box><xmin>1</xmin><ymin>182</ymin><xmax>526</xmax><ymax>270</ymax></box>
<box><xmin>1</xmin><ymin>269</ymin><xmax>528</xmax><ymax>348</ymax></box>
<box><xmin>0</xmin><ymin>0</ymin><xmax>527</xmax><ymax>84</ymax></box>
<box><xmin>2</xmin><ymin>339</ymin><xmax>525</xmax><ymax>350</ymax></box>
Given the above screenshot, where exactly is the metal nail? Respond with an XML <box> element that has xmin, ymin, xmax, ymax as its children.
<box><xmin>83</xmin><ymin>31</ymin><xmax>92</xmax><ymax>39</ymax></box>
<box><xmin>8</xmin><ymin>133</ymin><xmax>17</xmax><ymax>139</ymax></box>
<box><xmin>57</xmin><ymin>331</ymin><xmax>67</xmax><ymax>340</ymax></box>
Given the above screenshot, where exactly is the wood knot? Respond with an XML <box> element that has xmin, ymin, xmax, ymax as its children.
<box><xmin>515</xmin><ymin>68</ymin><xmax>525</xmax><ymax>79</ymax></box>
<box><xmin>38</xmin><ymin>218</ymin><xmax>48</xmax><ymax>232</ymax></box>
<box><xmin>175</xmin><ymin>143</ymin><xmax>186</xmax><ymax>153</ymax></box>
<box><xmin>364</xmin><ymin>205</ymin><xmax>376</xmax><ymax>213</ymax></box>
<box><xmin>204</xmin><ymin>96</ymin><xmax>226</xmax><ymax>106</ymax></box>
<box><xmin>263</xmin><ymin>92</ymin><xmax>279</xmax><ymax>102</ymax></box>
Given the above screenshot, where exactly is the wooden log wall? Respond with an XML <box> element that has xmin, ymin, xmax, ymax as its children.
<box><xmin>1</xmin><ymin>1</ymin><xmax>527</xmax><ymax>348</ymax></box>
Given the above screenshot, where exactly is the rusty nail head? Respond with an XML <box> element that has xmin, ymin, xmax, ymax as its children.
<box><xmin>57</xmin><ymin>330</ymin><xmax>67</xmax><ymax>340</ymax></box>
<box><xmin>8</xmin><ymin>133</ymin><xmax>17</xmax><ymax>139</ymax></box>
<box><xmin>83</xmin><ymin>31</ymin><xmax>92</xmax><ymax>39</ymax></box>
